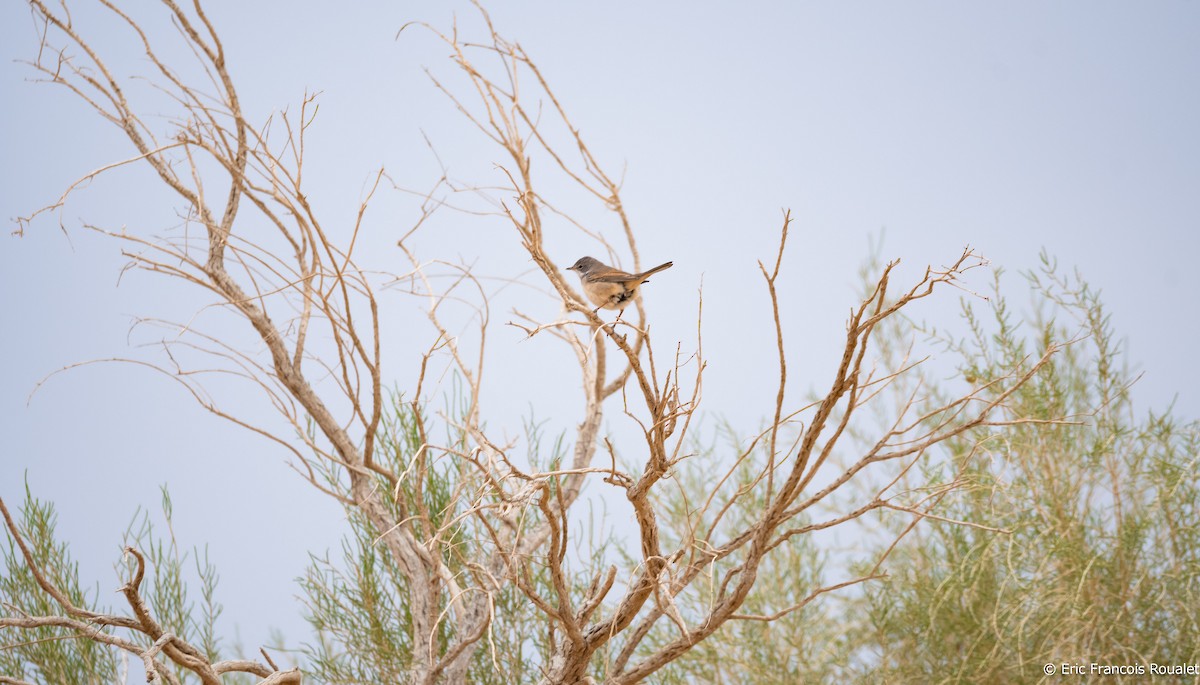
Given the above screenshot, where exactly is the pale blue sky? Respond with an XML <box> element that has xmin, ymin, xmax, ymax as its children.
<box><xmin>2</xmin><ymin>0</ymin><xmax>1198</xmax><ymax>668</ymax></box>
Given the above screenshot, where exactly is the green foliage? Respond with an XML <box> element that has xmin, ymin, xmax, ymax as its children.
<box><xmin>655</xmin><ymin>255</ymin><xmax>1200</xmax><ymax>682</ymax></box>
<box><xmin>299</xmin><ymin>394</ymin><xmax>571</xmax><ymax>683</ymax></box>
<box><xmin>860</xmin><ymin>256</ymin><xmax>1200</xmax><ymax>682</ymax></box>
<box><xmin>300</xmin><ymin>516</ymin><xmax>416</xmax><ymax>682</ymax></box>
<box><xmin>0</xmin><ymin>485</ymin><xmax>118</xmax><ymax>684</ymax></box>
<box><xmin>123</xmin><ymin>487</ymin><xmax>238</xmax><ymax>683</ymax></box>
<box><xmin>1</xmin><ymin>486</ymin><xmax>250</xmax><ymax>684</ymax></box>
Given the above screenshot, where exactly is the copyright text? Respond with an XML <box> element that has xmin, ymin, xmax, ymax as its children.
<box><xmin>1044</xmin><ymin>662</ymin><xmax>1200</xmax><ymax>677</ymax></box>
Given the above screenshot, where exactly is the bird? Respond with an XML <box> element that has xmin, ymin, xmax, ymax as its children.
<box><xmin>565</xmin><ymin>256</ymin><xmax>673</xmax><ymax>316</ymax></box>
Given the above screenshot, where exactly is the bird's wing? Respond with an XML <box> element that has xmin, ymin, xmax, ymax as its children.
<box><xmin>590</xmin><ymin>270</ymin><xmax>640</xmax><ymax>283</ymax></box>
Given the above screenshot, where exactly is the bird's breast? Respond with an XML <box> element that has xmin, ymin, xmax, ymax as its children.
<box><xmin>583</xmin><ymin>280</ymin><xmax>631</xmax><ymax>309</ymax></box>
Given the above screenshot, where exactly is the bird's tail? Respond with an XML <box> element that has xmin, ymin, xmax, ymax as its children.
<box><xmin>638</xmin><ymin>261</ymin><xmax>674</xmax><ymax>281</ymax></box>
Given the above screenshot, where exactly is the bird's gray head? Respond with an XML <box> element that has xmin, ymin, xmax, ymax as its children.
<box><xmin>567</xmin><ymin>256</ymin><xmax>603</xmax><ymax>276</ymax></box>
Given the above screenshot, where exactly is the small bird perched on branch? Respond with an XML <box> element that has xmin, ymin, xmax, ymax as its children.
<box><xmin>566</xmin><ymin>256</ymin><xmax>673</xmax><ymax>315</ymax></box>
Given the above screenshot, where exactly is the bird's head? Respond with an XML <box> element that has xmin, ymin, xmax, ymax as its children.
<box><xmin>567</xmin><ymin>256</ymin><xmax>602</xmax><ymax>276</ymax></box>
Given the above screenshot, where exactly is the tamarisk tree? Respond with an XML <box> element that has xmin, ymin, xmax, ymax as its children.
<box><xmin>2</xmin><ymin>2</ymin><xmax>1063</xmax><ymax>683</ymax></box>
